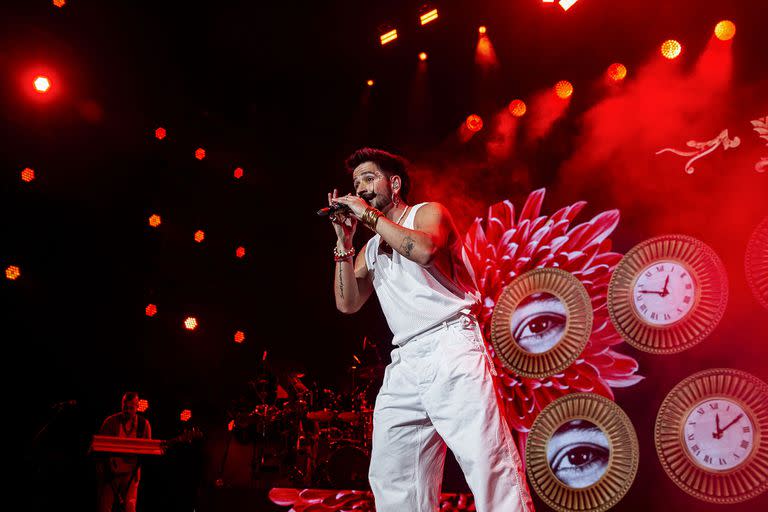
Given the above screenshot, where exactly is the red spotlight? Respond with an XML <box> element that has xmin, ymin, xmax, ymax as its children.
<box><xmin>195</xmin><ymin>148</ymin><xmax>206</xmax><ymax>160</ymax></box>
<box><xmin>607</xmin><ymin>63</ymin><xmax>627</xmax><ymax>82</ymax></box>
<box><xmin>554</xmin><ymin>80</ymin><xmax>573</xmax><ymax>99</ymax></box>
<box><xmin>5</xmin><ymin>265</ymin><xmax>21</xmax><ymax>281</ymax></box>
<box><xmin>33</xmin><ymin>76</ymin><xmax>51</xmax><ymax>94</ymax></box>
<box><xmin>228</xmin><ymin>420</ymin><xmax>235</xmax><ymax>431</ymax></box>
<box><xmin>184</xmin><ymin>317</ymin><xmax>198</xmax><ymax>330</ymax></box>
<box><xmin>234</xmin><ymin>331</ymin><xmax>245</xmax><ymax>344</ymax></box>
<box><xmin>180</xmin><ymin>409</ymin><xmax>192</xmax><ymax>422</ymax></box>
<box><xmin>233</xmin><ymin>167</ymin><xmax>244</xmax><ymax>179</ymax></box>
<box><xmin>478</xmin><ymin>26</ymin><xmax>487</xmax><ymax>34</ymax></box>
<box><xmin>559</xmin><ymin>0</ymin><xmax>579</xmax><ymax>11</ymax></box>
<box><xmin>714</xmin><ymin>20</ymin><xmax>736</xmax><ymax>41</ymax></box>
<box><xmin>236</xmin><ymin>246</ymin><xmax>246</xmax><ymax>258</ymax></box>
<box><xmin>661</xmin><ymin>39</ymin><xmax>682</xmax><ymax>59</ymax></box>
<box><xmin>508</xmin><ymin>99</ymin><xmax>527</xmax><ymax>117</ymax></box>
<box><xmin>366</xmin><ymin>79</ymin><xmax>375</xmax><ymax>87</ymax></box>
<box><xmin>380</xmin><ymin>28</ymin><xmax>398</xmax><ymax>45</ymax></box>
<box><xmin>419</xmin><ymin>52</ymin><xmax>428</xmax><ymax>61</ymax></box>
<box><xmin>145</xmin><ymin>304</ymin><xmax>157</xmax><ymax>317</ymax></box>
<box><xmin>419</xmin><ymin>8</ymin><xmax>438</xmax><ymax>26</ymax></box>
<box><xmin>155</xmin><ymin>127</ymin><xmax>166</xmax><ymax>140</ymax></box>
<box><xmin>194</xmin><ymin>230</ymin><xmax>205</xmax><ymax>243</ymax></box>
<box><xmin>465</xmin><ymin>114</ymin><xmax>483</xmax><ymax>132</ymax></box>
<box><xmin>21</xmin><ymin>167</ymin><xmax>36</xmax><ymax>183</ymax></box>
<box><xmin>148</xmin><ymin>214</ymin><xmax>161</xmax><ymax>227</ymax></box>
<box><xmin>137</xmin><ymin>399</ymin><xmax>149</xmax><ymax>412</ymax></box>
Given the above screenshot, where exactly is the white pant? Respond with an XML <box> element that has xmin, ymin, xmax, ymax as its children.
<box><xmin>369</xmin><ymin>314</ymin><xmax>533</xmax><ymax>512</ymax></box>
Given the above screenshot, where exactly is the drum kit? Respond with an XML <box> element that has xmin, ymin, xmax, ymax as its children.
<box><xmin>218</xmin><ymin>341</ymin><xmax>384</xmax><ymax>490</ymax></box>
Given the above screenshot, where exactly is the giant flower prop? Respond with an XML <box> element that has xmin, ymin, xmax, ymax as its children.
<box><xmin>459</xmin><ymin>189</ymin><xmax>643</xmax><ymax>440</ymax></box>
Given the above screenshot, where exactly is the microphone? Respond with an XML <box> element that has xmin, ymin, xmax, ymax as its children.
<box><xmin>316</xmin><ymin>203</ymin><xmax>351</xmax><ymax>217</ymax></box>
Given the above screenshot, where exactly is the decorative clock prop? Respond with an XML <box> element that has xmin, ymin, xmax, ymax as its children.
<box><xmin>526</xmin><ymin>393</ymin><xmax>639</xmax><ymax>512</ymax></box>
<box><xmin>745</xmin><ymin>216</ymin><xmax>768</xmax><ymax>310</ymax></box>
<box><xmin>490</xmin><ymin>268</ymin><xmax>593</xmax><ymax>379</ymax></box>
<box><xmin>655</xmin><ymin>368</ymin><xmax>768</xmax><ymax>504</ymax></box>
<box><xmin>608</xmin><ymin>234</ymin><xmax>728</xmax><ymax>354</ymax></box>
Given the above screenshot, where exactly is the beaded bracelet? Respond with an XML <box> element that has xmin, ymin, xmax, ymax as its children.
<box><xmin>361</xmin><ymin>206</ymin><xmax>383</xmax><ymax>231</ymax></box>
<box><xmin>333</xmin><ymin>246</ymin><xmax>356</xmax><ymax>262</ymax></box>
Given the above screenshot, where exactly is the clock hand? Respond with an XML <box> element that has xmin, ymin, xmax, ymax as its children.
<box><xmin>718</xmin><ymin>413</ymin><xmax>744</xmax><ymax>436</ymax></box>
<box><xmin>713</xmin><ymin>413</ymin><xmax>721</xmax><ymax>439</ymax></box>
<box><xmin>661</xmin><ymin>275</ymin><xmax>670</xmax><ymax>297</ymax></box>
<box><xmin>639</xmin><ymin>290</ymin><xmax>664</xmax><ymax>295</ymax></box>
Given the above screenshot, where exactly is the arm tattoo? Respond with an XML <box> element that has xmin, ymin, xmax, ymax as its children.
<box><xmin>400</xmin><ymin>236</ymin><xmax>415</xmax><ymax>257</ymax></box>
<box><xmin>338</xmin><ymin>264</ymin><xmax>344</xmax><ymax>299</ymax></box>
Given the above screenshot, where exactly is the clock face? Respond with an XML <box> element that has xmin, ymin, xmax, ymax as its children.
<box><xmin>684</xmin><ymin>398</ymin><xmax>755</xmax><ymax>471</ymax></box>
<box><xmin>632</xmin><ymin>260</ymin><xmax>696</xmax><ymax>326</ymax></box>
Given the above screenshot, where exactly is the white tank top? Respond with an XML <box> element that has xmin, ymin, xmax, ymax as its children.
<box><xmin>365</xmin><ymin>203</ymin><xmax>480</xmax><ymax>345</ymax></box>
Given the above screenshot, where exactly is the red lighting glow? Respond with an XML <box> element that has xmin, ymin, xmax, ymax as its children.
<box><xmin>148</xmin><ymin>214</ymin><xmax>161</xmax><ymax>227</ymax></box>
<box><xmin>234</xmin><ymin>167</ymin><xmax>244</xmax><ymax>179</ymax></box>
<box><xmin>155</xmin><ymin>127</ymin><xmax>166</xmax><ymax>140</ymax></box>
<box><xmin>366</xmin><ymin>79</ymin><xmax>375</xmax><ymax>87</ymax></box>
<box><xmin>465</xmin><ymin>114</ymin><xmax>483</xmax><ymax>132</ymax></box>
<box><xmin>607</xmin><ymin>63</ymin><xmax>627</xmax><ymax>82</ymax></box>
<box><xmin>234</xmin><ymin>331</ymin><xmax>245</xmax><ymax>343</ymax></box>
<box><xmin>478</xmin><ymin>26</ymin><xmax>487</xmax><ymax>34</ymax></box>
<box><xmin>714</xmin><ymin>20</ymin><xmax>736</xmax><ymax>41</ymax></box>
<box><xmin>661</xmin><ymin>39</ymin><xmax>682</xmax><ymax>59</ymax></box>
<box><xmin>21</xmin><ymin>168</ymin><xmax>36</xmax><ymax>182</ymax></box>
<box><xmin>419</xmin><ymin>8</ymin><xmax>438</xmax><ymax>26</ymax></box>
<box><xmin>53</xmin><ymin>0</ymin><xmax>66</xmax><ymax>7</ymax></box>
<box><xmin>180</xmin><ymin>409</ymin><xmax>192</xmax><ymax>422</ymax></box>
<box><xmin>380</xmin><ymin>29</ymin><xmax>398</xmax><ymax>45</ymax></box>
<box><xmin>137</xmin><ymin>399</ymin><xmax>149</xmax><ymax>412</ymax></box>
<box><xmin>195</xmin><ymin>148</ymin><xmax>206</xmax><ymax>160</ymax></box>
<box><xmin>508</xmin><ymin>99</ymin><xmax>527</xmax><ymax>117</ymax></box>
<box><xmin>145</xmin><ymin>304</ymin><xmax>157</xmax><ymax>317</ymax></box>
<box><xmin>559</xmin><ymin>0</ymin><xmax>579</xmax><ymax>11</ymax></box>
<box><xmin>236</xmin><ymin>246</ymin><xmax>246</xmax><ymax>258</ymax></box>
<box><xmin>184</xmin><ymin>317</ymin><xmax>198</xmax><ymax>330</ymax></box>
<box><xmin>228</xmin><ymin>420</ymin><xmax>235</xmax><ymax>431</ymax></box>
<box><xmin>419</xmin><ymin>52</ymin><xmax>428</xmax><ymax>61</ymax></box>
<box><xmin>33</xmin><ymin>76</ymin><xmax>51</xmax><ymax>93</ymax></box>
<box><xmin>5</xmin><ymin>266</ymin><xmax>21</xmax><ymax>280</ymax></box>
<box><xmin>554</xmin><ymin>80</ymin><xmax>574</xmax><ymax>99</ymax></box>
<box><xmin>194</xmin><ymin>230</ymin><xmax>205</xmax><ymax>243</ymax></box>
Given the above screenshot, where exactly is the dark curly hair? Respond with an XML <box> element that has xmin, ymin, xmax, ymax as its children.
<box><xmin>345</xmin><ymin>147</ymin><xmax>411</xmax><ymax>201</ymax></box>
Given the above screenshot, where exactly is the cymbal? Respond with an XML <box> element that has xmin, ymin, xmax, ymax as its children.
<box><xmin>306</xmin><ymin>409</ymin><xmax>336</xmax><ymax>422</ymax></box>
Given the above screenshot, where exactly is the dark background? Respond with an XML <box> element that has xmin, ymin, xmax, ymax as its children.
<box><xmin>2</xmin><ymin>0</ymin><xmax>767</xmax><ymax>510</ymax></box>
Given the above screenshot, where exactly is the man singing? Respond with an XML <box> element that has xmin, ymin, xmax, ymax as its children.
<box><xmin>328</xmin><ymin>148</ymin><xmax>532</xmax><ymax>512</ymax></box>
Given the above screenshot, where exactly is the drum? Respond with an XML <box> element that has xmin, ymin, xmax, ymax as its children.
<box><xmin>321</xmin><ymin>443</ymin><xmax>370</xmax><ymax>489</ymax></box>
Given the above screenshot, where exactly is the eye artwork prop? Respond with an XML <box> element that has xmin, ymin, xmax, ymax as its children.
<box><xmin>546</xmin><ymin>419</ymin><xmax>610</xmax><ymax>489</ymax></box>
<box><xmin>510</xmin><ymin>292</ymin><xmax>567</xmax><ymax>354</ymax></box>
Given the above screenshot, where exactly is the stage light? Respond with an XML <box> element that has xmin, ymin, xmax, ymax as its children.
<box><xmin>366</xmin><ymin>79</ymin><xmax>375</xmax><ymax>87</ymax></box>
<box><xmin>194</xmin><ymin>230</ymin><xmax>205</xmax><ymax>243</ymax></box>
<box><xmin>419</xmin><ymin>52</ymin><xmax>428</xmax><ymax>61</ymax></box>
<box><xmin>466</xmin><ymin>114</ymin><xmax>483</xmax><ymax>132</ymax></box>
<box><xmin>559</xmin><ymin>0</ymin><xmax>579</xmax><ymax>11</ymax></box>
<box><xmin>137</xmin><ymin>399</ymin><xmax>149</xmax><ymax>412</ymax></box>
<box><xmin>661</xmin><ymin>39</ymin><xmax>682</xmax><ymax>59</ymax></box>
<box><xmin>233</xmin><ymin>167</ymin><xmax>244</xmax><ymax>179</ymax></box>
<box><xmin>155</xmin><ymin>127</ymin><xmax>166</xmax><ymax>140</ymax></box>
<box><xmin>380</xmin><ymin>29</ymin><xmax>398</xmax><ymax>45</ymax></box>
<box><xmin>236</xmin><ymin>246</ymin><xmax>246</xmax><ymax>258</ymax></box>
<box><xmin>714</xmin><ymin>20</ymin><xmax>736</xmax><ymax>41</ymax></box>
<box><xmin>607</xmin><ymin>63</ymin><xmax>627</xmax><ymax>82</ymax></box>
<box><xmin>478</xmin><ymin>26</ymin><xmax>487</xmax><ymax>34</ymax></box>
<box><xmin>228</xmin><ymin>420</ymin><xmax>235</xmax><ymax>431</ymax></box>
<box><xmin>53</xmin><ymin>0</ymin><xmax>66</xmax><ymax>7</ymax></box>
<box><xmin>554</xmin><ymin>80</ymin><xmax>573</xmax><ymax>99</ymax></box>
<box><xmin>508</xmin><ymin>99</ymin><xmax>527</xmax><ymax>117</ymax></box>
<box><xmin>184</xmin><ymin>317</ymin><xmax>198</xmax><ymax>330</ymax></box>
<box><xmin>180</xmin><ymin>409</ymin><xmax>192</xmax><ymax>422</ymax></box>
<box><xmin>148</xmin><ymin>214</ymin><xmax>161</xmax><ymax>227</ymax></box>
<box><xmin>542</xmin><ymin>0</ymin><xmax>555</xmax><ymax>3</ymax></box>
<box><xmin>234</xmin><ymin>331</ymin><xmax>245</xmax><ymax>343</ymax></box>
<box><xmin>145</xmin><ymin>304</ymin><xmax>157</xmax><ymax>317</ymax></box>
<box><xmin>419</xmin><ymin>8</ymin><xmax>438</xmax><ymax>26</ymax></box>
<box><xmin>5</xmin><ymin>266</ymin><xmax>21</xmax><ymax>280</ymax></box>
<box><xmin>33</xmin><ymin>76</ymin><xmax>51</xmax><ymax>93</ymax></box>
<box><xmin>21</xmin><ymin>168</ymin><xmax>35</xmax><ymax>182</ymax></box>
<box><xmin>195</xmin><ymin>148</ymin><xmax>206</xmax><ymax>160</ymax></box>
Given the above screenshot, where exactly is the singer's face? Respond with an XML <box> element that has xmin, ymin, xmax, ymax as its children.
<box><xmin>122</xmin><ymin>396</ymin><xmax>139</xmax><ymax>419</ymax></box>
<box><xmin>352</xmin><ymin>162</ymin><xmax>392</xmax><ymax>209</ymax></box>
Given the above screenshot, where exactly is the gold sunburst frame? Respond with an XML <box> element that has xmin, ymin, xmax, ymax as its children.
<box><xmin>655</xmin><ymin>368</ymin><xmax>768</xmax><ymax>504</ymax></box>
<box><xmin>526</xmin><ymin>393</ymin><xmax>639</xmax><ymax>512</ymax></box>
<box><xmin>490</xmin><ymin>268</ymin><xmax>593</xmax><ymax>379</ymax></box>
<box><xmin>608</xmin><ymin>234</ymin><xmax>728</xmax><ymax>354</ymax></box>
<box><xmin>745</xmin><ymin>217</ymin><xmax>768</xmax><ymax>311</ymax></box>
